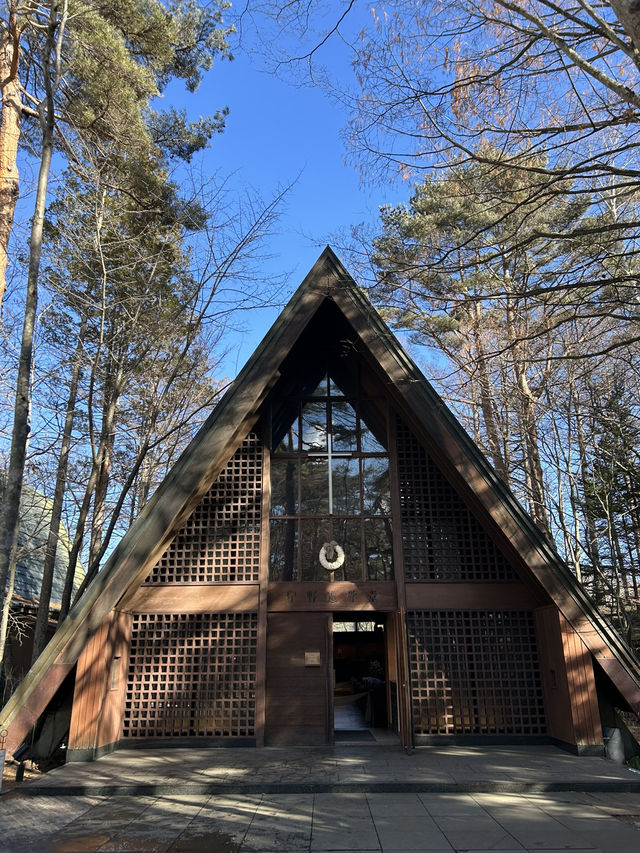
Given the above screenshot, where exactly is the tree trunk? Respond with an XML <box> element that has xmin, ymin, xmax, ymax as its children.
<box><xmin>0</xmin><ymin>90</ymin><xmax>54</xmax><ymax>667</ymax></box>
<box><xmin>88</xmin><ymin>359</ymin><xmax>123</xmax><ymax>569</ymax></box>
<box><xmin>59</xmin><ymin>462</ymin><xmax>98</xmax><ymax>621</ymax></box>
<box><xmin>31</xmin><ymin>317</ymin><xmax>86</xmax><ymax>663</ymax></box>
<box><xmin>0</xmin><ymin>0</ymin><xmax>66</xmax><ymax>667</ymax></box>
<box><xmin>0</xmin><ymin>6</ymin><xmax>21</xmax><ymax>310</ymax></box>
<box><xmin>609</xmin><ymin>1</ymin><xmax>640</xmax><ymax>57</ymax></box>
<box><xmin>472</xmin><ymin>316</ymin><xmax>508</xmax><ymax>482</ymax></box>
<box><xmin>503</xmin><ymin>295</ymin><xmax>551</xmax><ymax>537</ymax></box>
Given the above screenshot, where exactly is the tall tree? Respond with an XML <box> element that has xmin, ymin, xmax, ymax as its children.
<box><xmin>0</xmin><ymin>2</ymin><xmax>21</xmax><ymax>308</ymax></box>
<box><xmin>0</xmin><ymin>0</ymin><xmax>233</xmax><ymax>668</ymax></box>
<box><xmin>26</xmin><ymin>152</ymin><xmax>285</xmax><ymax>656</ymax></box>
<box><xmin>370</xmin><ymin>151</ymin><xmax>600</xmax><ymax>533</ymax></box>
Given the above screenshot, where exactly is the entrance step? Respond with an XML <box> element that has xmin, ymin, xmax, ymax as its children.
<box><xmin>12</xmin><ymin>745</ymin><xmax>640</xmax><ymax>797</ymax></box>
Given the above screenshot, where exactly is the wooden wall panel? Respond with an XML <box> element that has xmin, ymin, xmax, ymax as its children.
<box><xmin>68</xmin><ymin>618</ymin><xmax>111</xmax><ymax>752</ymax></box>
<box><xmin>265</xmin><ymin>612</ymin><xmax>330</xmax><ymax>745</ymax></box>
<box><xmin>534</xmin><ymin>606</ymin><xmax>575</xmax><ymax>745</ymax></box>
<box><xmin>122</xmin><ymin>612</ymin><xmax>257</xmax><ymax>740</ymax></box>
<box><xmin>407</xmin><ymin>609</ymin><xmax>546</xmax><ymax>736</ymax></box>
<box><xmin>96</xmin><ymin>611</ymin><xmax>132</xmax><ymax>750</ymax></box>
<box><xmin>560</xmin><ymin>614</ymin><xmax>602</xmax><ymax>746</ymax></box>
<box><xmin>125</xmin><ymin>583</ymin><xmax>259</xmax><ymax>614</ymax></box>
<box><xmin>535</xmin><ymin>606</ymin><xmax>603</xmax><ymax>748</ymax></box>
<box><xmin>406</xmin><ymin>583</ymin><xmax>539</xmax><ymax>610</ymax></box>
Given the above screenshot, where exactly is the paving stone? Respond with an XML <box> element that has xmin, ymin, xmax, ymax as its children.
<box><xmin>380</xmin><ymin>849</ymin><xmax>453</xmax><ymax>853</ymax></box>
<box><xmin>432</xmin><ymin>813</ymin><xmax>503</xmax><ymax>831</ymax></box>
<box><xmin>375</xmin><ymin>827</ymin><xmax>452</xmax><ymax>850</ymax></box>
<box><xmin>366</xmin><ymin>793</ymin><xmax>429</xmax><ymax>815</ymax></box>
<box><xmin>419</xmin><ymin>793</ymin><xmax>493</xmax><ymax>816</ymax></box>
<box><xmin>441</xmin><ymin>829</ymin><xmax>523</xmax><ymax>850</ymax></box>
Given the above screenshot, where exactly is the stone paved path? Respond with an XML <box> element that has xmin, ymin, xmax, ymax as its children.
<box><xmin>2</xmin><ymin>746</ymin><xmax>640</xmax><ymax>851</ymax></box>
<box><xmin>1</xmin><ymin>789</ymin><xmax>640</xmax><ymax>852</ymax></box>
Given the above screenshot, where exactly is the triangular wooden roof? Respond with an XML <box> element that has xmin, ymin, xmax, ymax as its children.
<box><xmin>2</xmin><ymin>246</ymin><xmax>640</xmax><ymax>751</ymax></box>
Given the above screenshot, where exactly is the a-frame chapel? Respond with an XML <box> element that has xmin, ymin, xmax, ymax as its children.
<box><xmin>2</xmin><ymin>247</ymin><xmax>640</xmax><ymax>760</ymax></box>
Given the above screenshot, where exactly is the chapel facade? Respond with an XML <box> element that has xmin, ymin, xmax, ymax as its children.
<box><xmin>3</xmin><ymin>248</ymin><xmax>640</xmax><ymax>759</ymax></box>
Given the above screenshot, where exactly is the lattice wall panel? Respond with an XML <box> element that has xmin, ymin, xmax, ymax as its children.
<box><xmin>407</xmin><ymin>610</ymin><xmax>546</xmax><ymax>736</ymax></box>
<box><xmin>396</xmin><ymin>419</ymin><xmax>518</xmax><ymax>581</ymax></box>
<box><xmin>145</xmin><ymin>432</ymin><xmax>262</xmax><ymax>584</ymax></box>
<box><xmin>122</xmin><ymin>612</ymin><xmax>257</xmax><ymax>739</ymax></box>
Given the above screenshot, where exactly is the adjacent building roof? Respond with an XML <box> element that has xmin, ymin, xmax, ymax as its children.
<box><xmin>2</xmin><ymin>481</ymin><xmax>84</xmax><ymax>607</ymax></box>
<box><xmin>1</xmin><ymin>247</ymin><xmax>639</xmax><ymax>752</ymax></box>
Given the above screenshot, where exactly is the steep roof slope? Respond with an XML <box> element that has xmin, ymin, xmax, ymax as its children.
<box><xmin>1</xmin><ymin>482</ymin><xmax>84</xmax><ymax>606</ymax></box>
<box><xmin>1</xmin><ymin>246</ymin><xmax>639</xmax><ymax>751</ymax></box>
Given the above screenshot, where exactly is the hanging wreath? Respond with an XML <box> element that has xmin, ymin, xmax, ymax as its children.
<box><xmin>319</xmin><ymin>540</ymin><xmax>345</xmax><ymax>571</ymax></box>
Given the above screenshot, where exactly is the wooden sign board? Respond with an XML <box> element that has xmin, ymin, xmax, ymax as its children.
<box><xmin>268</xmin><ymin>582</ymin><xmax>397</xmax><ymax>612</ymax></box>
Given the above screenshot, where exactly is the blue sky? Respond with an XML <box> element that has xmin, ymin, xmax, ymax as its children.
<box><xmin>174</xmin><ymin>26</ymin><xmax>406</xmax><ymax>377</ymax></box>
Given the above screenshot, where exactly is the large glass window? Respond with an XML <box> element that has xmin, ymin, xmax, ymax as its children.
<box><xmin>269</xmin><ymin>374</ymin><xmax>393</xmax><ymax>582</ymax></box>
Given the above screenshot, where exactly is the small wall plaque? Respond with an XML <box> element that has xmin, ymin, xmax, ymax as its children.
<box><xmin>305</xmin><ymin>650</ymin><xmax>321</xmax><ymax>667</ymax></box>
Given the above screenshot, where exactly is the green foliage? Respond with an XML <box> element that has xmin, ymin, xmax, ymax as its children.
<box><xmin>165</xmin><ymin>0</ymin><xmax>234</xmax><ymax>92</ymax></box>
<box><xmin>17</xmin><ymin>0</ymin><xmax>233</xmax><ymax>158</ymax></box>
<box><xmin>147</xmin><ymin>107</ymin><xmax>228</xmax><ymax>162</ymax></box>
<box><xmin>372</xmin><ymin>149</ymin><xmax>590</xmax><ymax>352</ymax></box>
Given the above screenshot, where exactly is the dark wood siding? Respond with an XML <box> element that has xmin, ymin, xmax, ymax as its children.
<box><xmin>265</xmin><ymin>612</ymin><xmax>331</xmax><ymax>745</ymax></box>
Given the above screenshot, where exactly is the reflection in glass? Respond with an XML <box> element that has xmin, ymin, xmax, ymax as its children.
<box><xmin>274</xmin><ymin>421</ymin><xmax>298</xmax><ymax>454</ymax></box>
<box><xmin>270</xmin><ymin>458</ymin><xmax>297</xmax><ymax>516</ymax></box>
<box><xmin>300</xmin><ymin>459</ymin><xmax>329</xmax><ymax>515</ymax></box>
<box><xmin>364</xmin><ymin>517</ymin><xmax>393</xmax><ymax>580</ymax></box>
<box><xmin>270</xmin><ymin>519</ymin><xmax>297</xmax><ymax>580</ymax></box>
<box><xmin>332</xmin><ymin>458</ymin><xmax>360</xmax><ymax>515</ymax></box>
<box><xmin>328</xmin><ymin>375</ymin><xmax>342</xmax><ymax>396</ymax></box>
<box><xmin>300</xmin><ymin>519</ymin><xmax>330</xmax><ymax>581</ymax></box>
<box><xmin>362</xmin><ymin>457</ymin><xmax>390</xmax><ymax>514</ymax></box>
<box><xmin>301</xmin><ymin>402</ymin><xmax>327</xmax><ymax>451</ymax></box>
<box><xmin>331</xmin><ymin>401</ymin><xmax>358</xmax><ymax>451</ymax></box>
<box><xmin>270</xmin><ymin>374</ymin><xmax>393</xmax><ymax>582</ymax></box>
<box><xmin>310</xmin><ymin>375</ymin><xmax>329</xmax><ymax>397</ymax></box>
<box><xmin>360</xmin><ymin>401</ymin><xmax>387</xmax><ymax>452</ymax></box>
<box><xmin>334</xmin><ymin>518</ymin><xmax>363</xmax><ymax>581</ymax></box>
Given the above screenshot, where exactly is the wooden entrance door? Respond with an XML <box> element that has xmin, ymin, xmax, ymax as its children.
<box><xmin>265</xmin><ymin>612</ymin><xmax>332</xmax><ymax>745</ymax></box>
<box><xmin>390</xmin><ymin>609</ymin><xmax>413</xmax><ymax>749</ymax></box>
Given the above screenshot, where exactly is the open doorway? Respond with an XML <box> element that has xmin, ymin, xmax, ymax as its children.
<box><xmin>332</xmin><ymin>614</ymin><xmax>392</xmax><ymax>742</ymax></box>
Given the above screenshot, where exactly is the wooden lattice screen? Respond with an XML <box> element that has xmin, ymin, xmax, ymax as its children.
<box><xmin>145</xmin><ymin>432</ymin><xmax>263</xmax><ymax>584</ymax></box>
<box><xmin>396</xmin><ymin>419</ymin><xmax>518</xmax><ymax>581</ymax></box>
<box><xmin>122</xmin><ymin>612</ymin><xmax>257</xmax><ymax>739</ymax></box>
<box><xmin>407</xmin><ymin>609</ymin><xmax>546</xmax><ymax>736</ymax></box>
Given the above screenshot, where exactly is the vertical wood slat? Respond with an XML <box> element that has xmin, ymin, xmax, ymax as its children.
<box><xmin>96</xmin><ymin>610</ymin><xmax>133</xmax><ymax>750</ymax></box>
<box><xmin>394</xmin><ymin>609</ymin><xmax>414</xmax><ymax>748</ymax></box>
<box><xmin>388</xmin><ymin>417</ymin><xmax>414</xmax><ymax>747</ymax></box>
<box><xmin>68</xmin><ymin>617</ymin><xmax>111</xmax><ymax>752</ymax></box>
<box><xmin>560</xmin><ymin>614</ymin><xmax>601</xmax><ymax>746</ymax></box>
<box><xmin>326</xmin><ymin>613</ymin><xmax>334</xmax><ymax>745</ymax></box>
<box><xmin>388</xmin><ymin>413</ymin><xmax>406</xmax><ymax>612</ymax></box>
<box><xmin>534</xmin><ymin>606</ymin><xmax>575</xmax><ymax>745</ymax></box>
<box><xmin>385</xmin><ymin>614</ymin><xmax>397</xmax><ymax>733</ymax></box>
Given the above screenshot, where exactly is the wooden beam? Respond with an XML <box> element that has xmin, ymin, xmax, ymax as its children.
<box><xmin>124</xmin><ymin>584</ymin><xmax>260</xmax><ymax>614</ymax></box>
<box><xmin>405</xmin><ymin>583</ymin><xmax>541</xmax><ymax>610</ymax></box>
